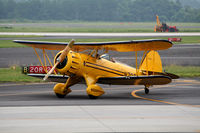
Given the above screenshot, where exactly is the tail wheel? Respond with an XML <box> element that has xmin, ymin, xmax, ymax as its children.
<box><xmin>145</xmin><ymin>87</ymin><xmax>149</xmax><ymax>94</ymax></box>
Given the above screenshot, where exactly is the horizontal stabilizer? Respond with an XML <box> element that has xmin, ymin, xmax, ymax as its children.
<box><xmin>97</xmin><ymin>75</ymin><xmax>171</xmax><ymax>85</ymax></box>
<box><xmin>161</xmin><ymin>72</ymin><xmax>179</xmax><ymax>79</ymax></box>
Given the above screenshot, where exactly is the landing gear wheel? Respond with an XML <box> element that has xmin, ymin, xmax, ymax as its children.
<box><xmin>145</xmin><ymin>88</ymin><xmax>149</xmax><ymax>94</ymax></box>
<box><xmin>53</xmin><ymin>83</ymin><xmax>72</xmax><ymax>99</ymax></box>
<box><xmin>55</xmin><ymin>93</ymin><xmax>66</xmax><ymax>98</ymax></box>
<box><xmin>88</xmin><ymin>95</ymin><xmax>98</xmax><ymax>99</ymax></box>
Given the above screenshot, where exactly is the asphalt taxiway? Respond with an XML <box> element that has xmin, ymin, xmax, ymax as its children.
<box><xmin>0</xmin><ymin>79</ymin><xmax>200</xmax><ymax>132</ymax></box>
<box><xmin>0</xmin><ymin>79</ymin><xmax>200</xmax><ymax>106</ymax></box>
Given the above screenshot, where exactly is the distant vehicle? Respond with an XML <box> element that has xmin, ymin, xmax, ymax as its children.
<box><xmin>154</xmin><ymin>15</ymin><xmax>179</xmax><ymax>32</ymax></box>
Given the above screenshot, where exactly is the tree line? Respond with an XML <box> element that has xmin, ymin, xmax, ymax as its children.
<box><xmin>0</xmin><ymin>0</ymin><xmax>200</xmax><ymax>22</ymax></box>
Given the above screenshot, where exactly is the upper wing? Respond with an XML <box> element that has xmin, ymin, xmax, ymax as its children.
<box><xmin>97</xmin><ymin>75</ymin><xmax>172</xmax><ymax>85</ymax></box>
<box><xmin>13</xmin><ymin>39</ymin><xmax>173</xmax><ymax>52</ymax></box>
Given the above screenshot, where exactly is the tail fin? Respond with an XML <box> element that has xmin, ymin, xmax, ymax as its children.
<box><xmin>139</xmin><ymin>50</ymin><xmax>162</xmax><ymax>73</ymax></box>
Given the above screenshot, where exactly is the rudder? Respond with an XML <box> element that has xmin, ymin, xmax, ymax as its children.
<box><xmin>139</xmin><ymin>50</ymin><xmax>162</xmax><ymax>73</ymax></box>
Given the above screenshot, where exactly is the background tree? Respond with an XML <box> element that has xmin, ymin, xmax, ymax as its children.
<box><xmin>0</xmin><ymin>0</ymin><xmax>199</xmax><ymax>22</ymax></box>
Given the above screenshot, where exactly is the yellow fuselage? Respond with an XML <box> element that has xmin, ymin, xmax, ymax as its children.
<box><xmin>56</xmin><ymin>51</ymin><xmax>140</xmax><ymax>85</ymax></box>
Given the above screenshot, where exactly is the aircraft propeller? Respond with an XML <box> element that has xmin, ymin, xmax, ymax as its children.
<box><xmin>43</xmin><ymin>39</ymin><xmax>75</xmax><ymax>81</ymax></box>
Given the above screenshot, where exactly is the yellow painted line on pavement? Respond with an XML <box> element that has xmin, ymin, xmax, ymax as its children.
<box><xmin>131</xmin><ymin>84</ymin><xmax>200</xmax><ymax>108</ymax></box>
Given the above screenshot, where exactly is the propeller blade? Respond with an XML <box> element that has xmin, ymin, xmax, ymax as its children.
<box><xmin>57</xmin><ymin>39</ymin><xmax>75</xmax><ymax>63</ymax></box>
<box><xmin>43</xmin><ymin>39</ymin><xmax>75</xmax><ymax>81</ymax></box>
<box><xmin>43</xmin><ymin>62</ymin><xmax>59</xmax><ymax>81</ymax></box>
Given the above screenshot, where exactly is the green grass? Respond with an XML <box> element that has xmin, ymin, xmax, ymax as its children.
<box><xmin>164</xmin><ymin>65</ymin><xmax>200</xmax><ymax>77</ymax></box>
<box><xmin>1</xmin><ymin>26</ymin><xmax>200</xmax><ymax>33</ymax></box>
<box><xmin>172</xmin><ymin>36</ymin><xmax>200</xmax><ymax>44</ymax></box>
<box><xmin>1</xmin><ymin>22</ymin><xmax>200</xmax><ymax>32</ymax></box>
<box><xmin>0</xmin><ymin>36</ymin><xmax>199</xmax><ymax>48</ymax></box>
<box><xmin>0</xmin><ymin>40</ymin><xmax>26</xmax><ymax>48</ymax></box>
<box><xmin>0</xmin><ymin>66</ymin><xmax>41</xmax><ymax>82</ymax></box>
<box><xmin>0</xmin><ymin>35</ymin><xmax>43</xmax><ymax>38</ymax></box>
<box><xmin>0</xmin><ymin>27</ymin><xmax>153</xmax><ymax>33</ymax></box>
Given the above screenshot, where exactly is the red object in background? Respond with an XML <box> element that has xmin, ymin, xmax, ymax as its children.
<box><xmin>22</xmin><ymin>66</ymin><xmax>55</xmax><ymax>74</ymax></box>
<box><xmin>168</xmin><ymin>38</ymin><xmax>182</xmax><ymax>42</ymax></box>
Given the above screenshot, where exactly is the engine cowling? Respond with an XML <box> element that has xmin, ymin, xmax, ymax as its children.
<box><xmin>54</xmin><ymin>51</ymin><xmax>81</xmax><ymax>76</ymax></box>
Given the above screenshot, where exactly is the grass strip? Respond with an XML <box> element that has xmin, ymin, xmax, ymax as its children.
<box><xmin>0</xmin><ymin>35</ymin><xmax>43</xmax><ymax>38</ymax></box>
<box><xmin>0</xmin><ymin>27</ymin><xmax>153</xmax><ymax>33</ymax></box>
<box><xmin>164</xmin><ymin>65</ymin><xmax>200</xmax><ymax>77</ymax></box>
<box><xmin>1</xmin><ymin>22</ymin><xmax>200</xmax><ymax>32</ymax></box>
<box><xmin>0</xmin><ymin>40</ymin><xmax>26</xmax><ymax>48</ymax></box>
<box><xmin>0</xmin><ymin>66</ymin><xmax>41</xmax><ymax>82</ymax></box>
<box><xmin>1</xmin><ymin>27</ymin><xmax>200</xmax><ymax>33</ymax></box>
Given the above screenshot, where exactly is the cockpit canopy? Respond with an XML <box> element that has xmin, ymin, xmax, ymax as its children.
<box><xmin>100</xmin><ymin>54</ymin><xmax>112</xmax><ymax>61</ymax></box>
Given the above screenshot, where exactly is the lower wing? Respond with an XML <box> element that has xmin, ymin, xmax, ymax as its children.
<box><xmin>97</xmin><ymin>75</ymin><xmax>172</xmax><ymax>85</ymax></box>
<box><xmin>27</xmin><ymin>74</ymin><xmax>69</xmax><ymax>83</ymax></box>
<box><xmin>28</xmin><ymin>74</ymin><xmax>171</xmax><ymax>85</ymax></box>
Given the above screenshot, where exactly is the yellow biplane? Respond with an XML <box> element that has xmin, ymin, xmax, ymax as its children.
<box><xmin>14</xmin><ymin>39</ymin><xmax>179</xmax><ymax>99</ymax></box>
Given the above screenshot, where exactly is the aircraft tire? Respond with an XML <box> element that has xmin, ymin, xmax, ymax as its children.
<box><xmin>55</xmin><ymin>93</ymin><xmax>66</xmax><ymax>98</ymax></box>
<box><xmin>145</xmin><ymin>88</ymin><xmax>149</xmax><ymax>94</ymax></box>
<box><xmin>88</xmin><ymin>95</ymin><xmax>98</xmax><ymax>99</ymax></box>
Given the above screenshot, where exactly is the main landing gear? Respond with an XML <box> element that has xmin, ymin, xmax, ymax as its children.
<box><xmin>88</xmin><ymin>95</ymin><xmax>98</xmax><ymax>99</ymax></box>
<box><xmin>86</xmin><ymin>84</ymin><xmax>105</xmax><ymax>99</ymax></box>
<box><xmin>53</xmin><ymin>83</ymin><xmax>72</xmax><ymax>98</ymax></box>
<box><xmin>56</xmin><ymin>93</ymin><xmax>66</xmax><ymax>98</ymax></box>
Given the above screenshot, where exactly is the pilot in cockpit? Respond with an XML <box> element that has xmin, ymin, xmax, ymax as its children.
<box><xmin>100</xmin><ymin>54</ymin><xmax>115</xmax><ymax>62</ymax></box>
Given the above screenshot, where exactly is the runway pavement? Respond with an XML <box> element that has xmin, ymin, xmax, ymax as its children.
<box><xmin>0</xmin><ymin>79</ymin><xmax>200</xmax><ymax>106</ymax></box>
<box><xmin>0</xmin><ymin>79</ymin><xmax>200</xmax><ymax>132</ymax></box>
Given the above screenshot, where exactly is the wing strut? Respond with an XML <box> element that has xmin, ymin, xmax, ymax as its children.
<box><xmin>45</xmin><ymin>50</ymin><xmax>54</xmax><ymax>69</ymax></box>
<box><xmin>33</xmin><ymin>47</ymin><xmax>47</xmax><ymax>73</ymax></box>
<box><xmin>139</xmin><ymin>50</ymin><xmax>149</xmax><ymax>76</ymax></box>
<box><xmin>42</xmin><ymin>49</ymin><xmax>47</xmax><ymax>72</ymax></box>
<box><xmin>32</xmin><ymin>47</ymin><xmax>57</xmax><ymax>74</ymax></box>
<box><xmin>146</xmin><ymin>50</ymin><xmax>149</xmax><ymax>76</ymax></box>
<box><xmin>135</xmin><ymin>51</ymin><xmax>138</xmax><ymax>76</ymax></box>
